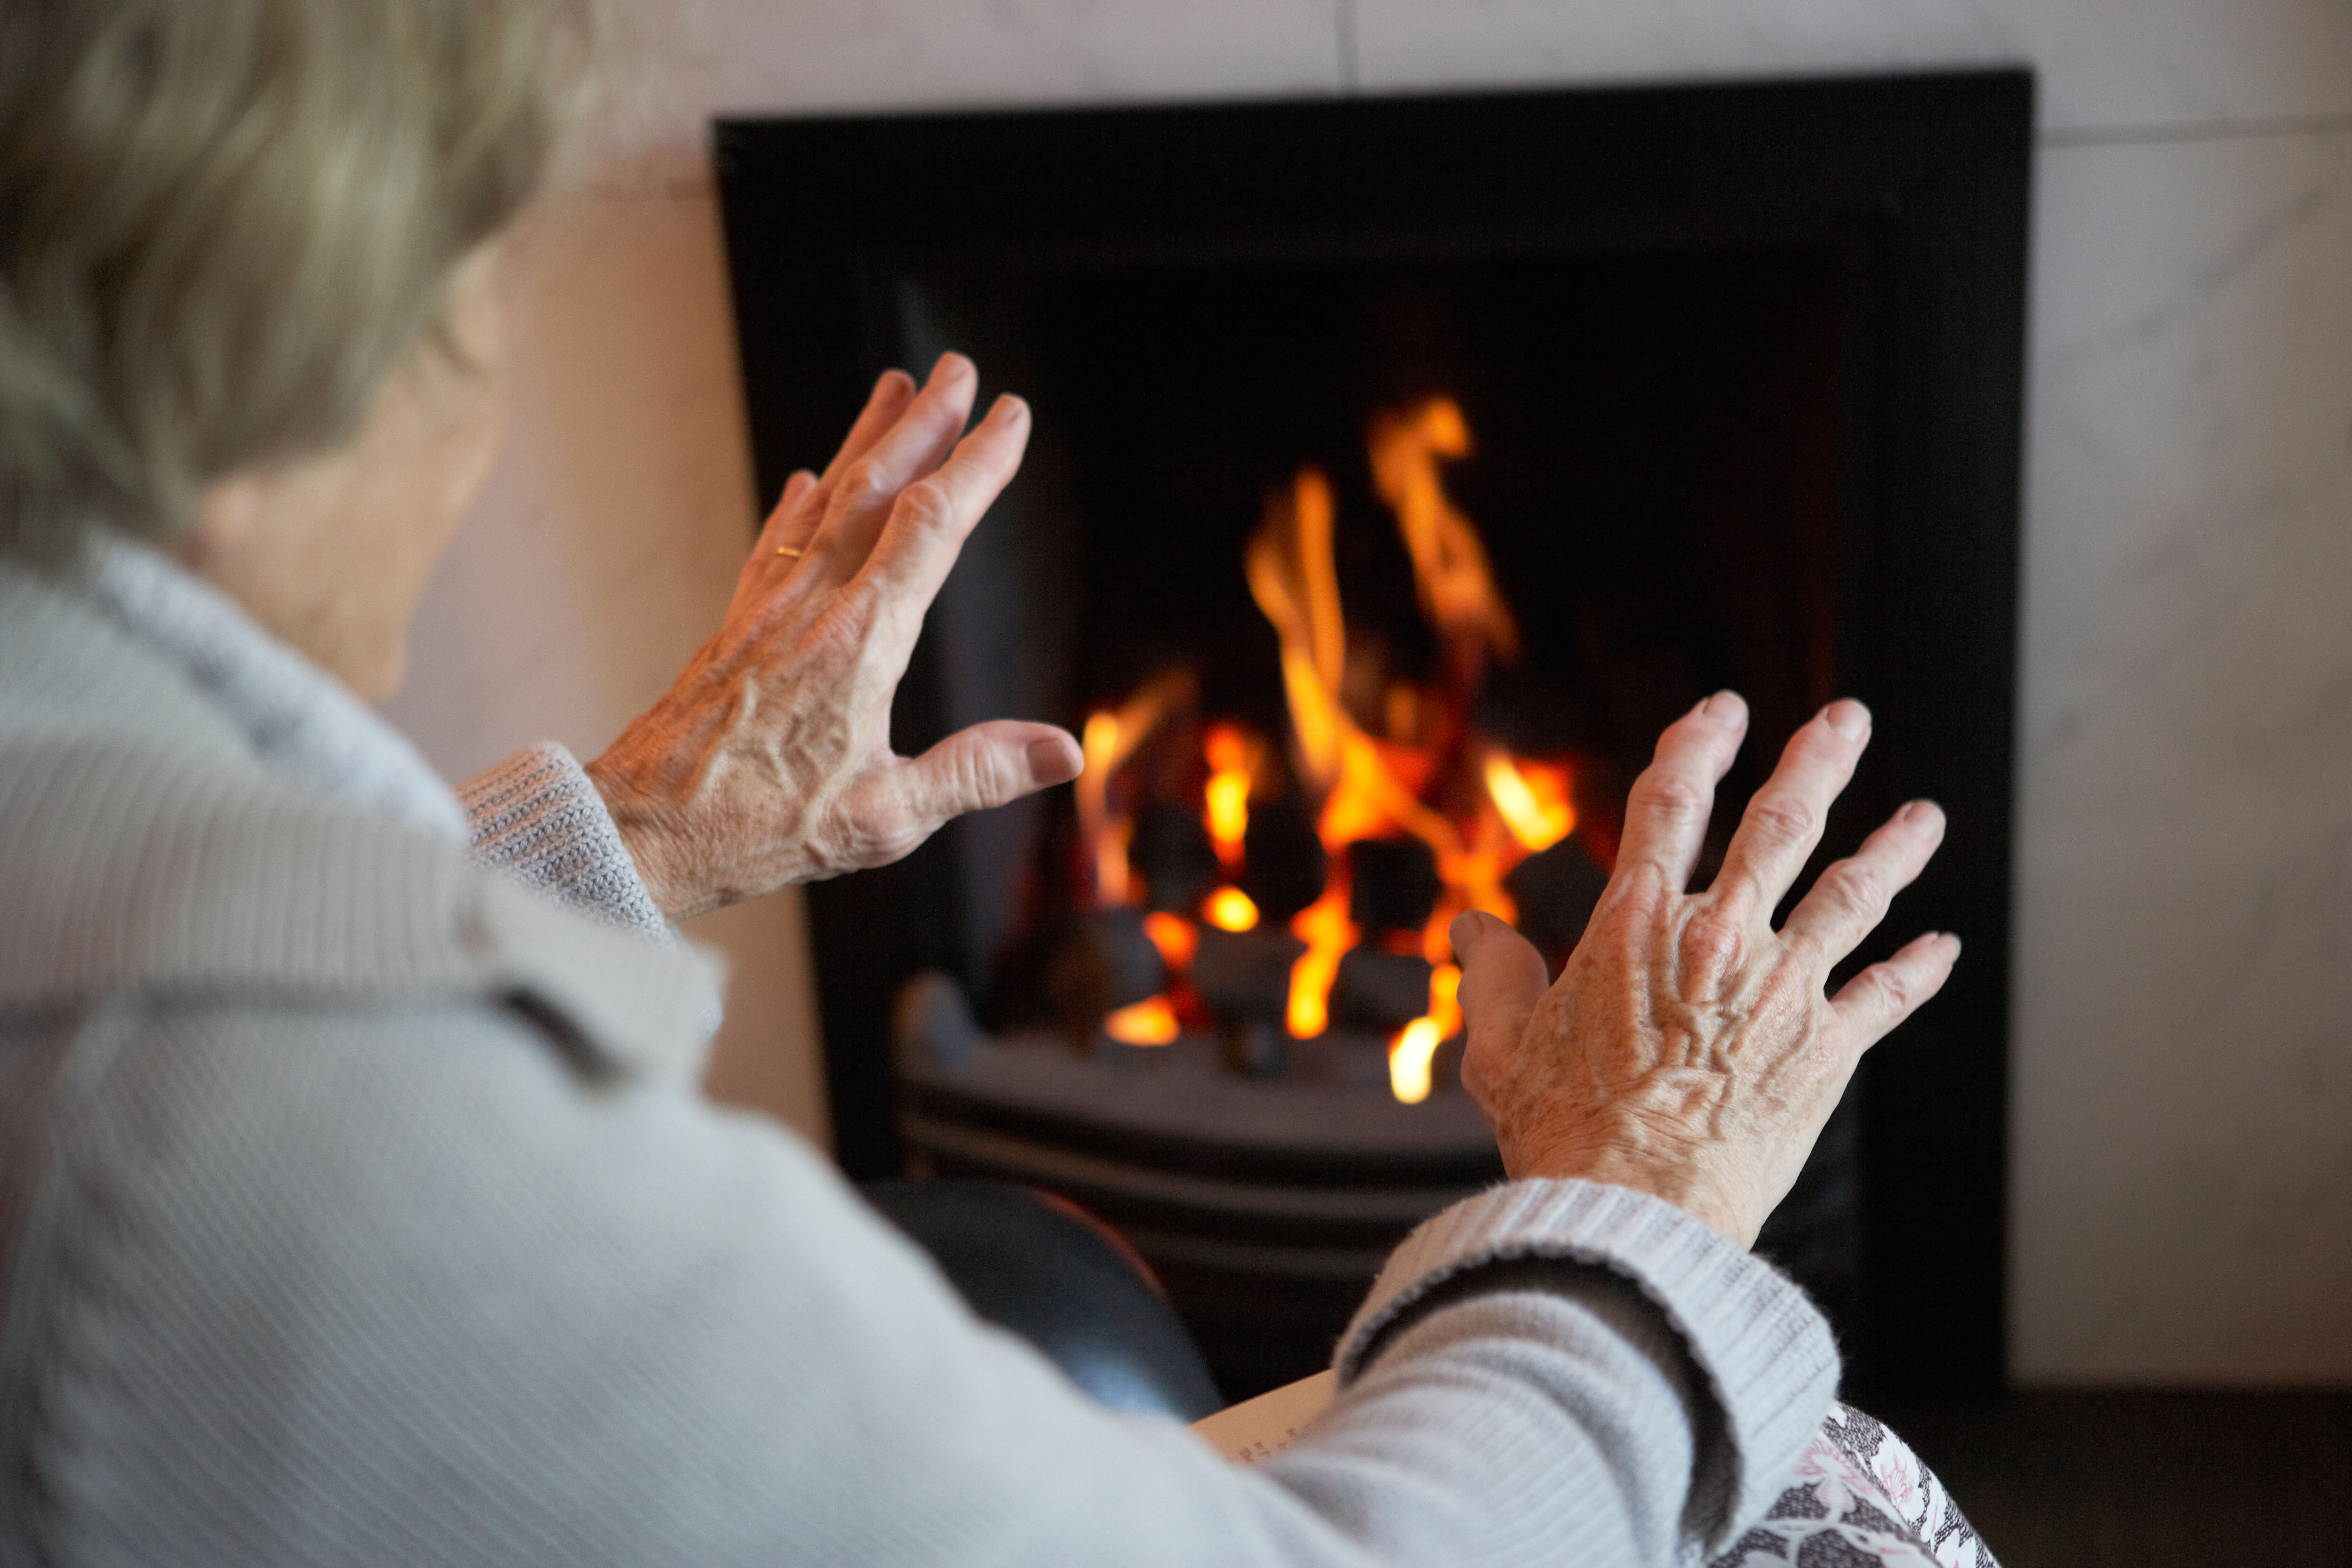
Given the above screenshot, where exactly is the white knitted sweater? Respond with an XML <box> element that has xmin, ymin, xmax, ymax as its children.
<box><xmin>0</xmin><ymin>539</ymin><xmax>1838</xmax><ymax>1566</ymax></box>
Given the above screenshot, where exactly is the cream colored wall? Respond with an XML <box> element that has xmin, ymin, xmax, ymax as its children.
<box><xmin>384</xmin><ymin>0</ymin><xmax>2352</xmax><ymax>1381</ymax></box>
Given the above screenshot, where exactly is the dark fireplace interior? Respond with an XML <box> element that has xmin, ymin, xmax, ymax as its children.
<box><xmin>717</xmin><ymin>71</ymin><xmax>2029</xmax><ymax>1402</ymax></box>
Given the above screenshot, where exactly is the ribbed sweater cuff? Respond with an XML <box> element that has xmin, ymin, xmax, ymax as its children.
<box><xmin>458</xmin><ymin>743</ymin><xmax>675</xmax><ymax>949</ymax></box>
<box><xmin>1338</xmin><ymin>1179</ymin><xmax>1838</xmax><ymax>1544</ymax></box>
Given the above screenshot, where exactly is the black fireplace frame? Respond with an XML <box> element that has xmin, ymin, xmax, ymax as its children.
<box><xmin>716</xmin><ymin>69</ymin><xmax>2031</xmax><ymax>1398</ymax></box>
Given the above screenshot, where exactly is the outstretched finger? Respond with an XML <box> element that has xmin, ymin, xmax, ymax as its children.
<box><xmin>855</xmin><ymin>392</ymin><xmax>1030</xmax><ymax>621</ymax></box>
<box><xmin>1613</xmin><ymin>692</ymin><xmax>1749</xmax><ymax>893</ymax></box>
<box><xmin>1829</xmin><ymin>930</ymin><xmax>1961</xmax><ymax>1048</ymax></box>
<box><xmin>841</xmin><ymin>719</ymin><xmax>1083</xmax><ymax>869</ymax></box>
<box><xmin>1780</xmin><ymin>799</ymin><xmax>1946</xmax><ymax>964</ymax></box>
<box><xmin>1711</xmin><ymin>701</ymin><xmax>1871</xmax><ymax>923</ymax></box>
<box><xmin>804</xmin><ymin>354</ymin><xmax>980</xmax><ymax>580</ymax></box>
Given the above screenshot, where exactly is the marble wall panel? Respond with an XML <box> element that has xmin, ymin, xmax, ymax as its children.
<box><xmin>1350</xmin><ymin>0</ymin><xmax>2352</xmax><ymax>133</ymax></box>
<box><xmin>2013</xmin><ymin>128</ymin><xmax>2352</xmax><ymax>1381</ymax></box>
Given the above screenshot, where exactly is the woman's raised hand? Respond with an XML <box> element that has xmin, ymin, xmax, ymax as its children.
<box><xmin>588</xmin><ymin>354</ymin><xmax>1082</xmax><ymax>921</ymax></box>
<box><xmin>1451</xmin><ymin>693</ymin><xmax>1959</xmax><ymax>1247</ymax></box>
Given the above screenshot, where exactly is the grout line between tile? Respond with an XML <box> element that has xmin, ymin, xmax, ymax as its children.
<box><xmin>1337</xmin><ymin>0</ymin><xmax>1360</xmax><ymax>95</ymax></box>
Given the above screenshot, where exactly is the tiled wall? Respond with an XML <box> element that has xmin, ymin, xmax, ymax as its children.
<box><xmin>386</xmin><ymin>0</ymin><xmax>2352</xmax><ymax>1383</ymax></box>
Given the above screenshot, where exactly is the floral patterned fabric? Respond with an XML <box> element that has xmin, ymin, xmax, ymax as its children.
<box><xmin>1708</xmin><ymin>1403</ymin><xmax>1999</xmax><ymax>1568</ymax></box>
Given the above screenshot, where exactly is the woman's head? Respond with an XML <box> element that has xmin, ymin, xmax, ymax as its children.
<box><xmin>0</xmin><ymin>0</ymin><xmax>603</xmax><ymax>566</ymax></box>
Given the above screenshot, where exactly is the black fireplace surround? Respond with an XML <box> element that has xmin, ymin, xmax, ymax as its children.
<box><xmin>716</xmin><ymin>71</ymin><xmax>2030</xmax><ymax>1400</ymax></box>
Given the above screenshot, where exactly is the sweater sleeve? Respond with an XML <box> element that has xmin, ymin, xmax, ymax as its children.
<box><xmin>31</xmin><ymin>985</ymin><xmax>1840</xmax><ymax>1568</ymax></box>
<box><xmin>457</xmin><ymin>742</ymin><xmax>673</xmax><ymax>947</ymax></box>
<box><xmin>1332</xmin><ymin>1182</ymin><xmax>1837</xmax><ymax>1545</ymax></box>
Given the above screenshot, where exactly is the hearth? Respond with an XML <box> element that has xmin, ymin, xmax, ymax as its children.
<box><xmin>716</xmin><ymin>71</ymin><xmax>2030</xmax><ymax>1399</ymax></box>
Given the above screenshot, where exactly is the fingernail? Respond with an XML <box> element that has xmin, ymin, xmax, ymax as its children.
<box><xmin>1026</xmin><ymin>735</ymin><xmax>1079</xmax><ymax>784</ymax></box>
<box><xmin>933</xmin><ymin>351</ymin><xmax>973</xmax><ymax>381</ymax></box>
<box><xmin>1824</xmin><ymin>700</ymin><xmax>1870</xmax><ymax>739</ymax></box>
<box><xmin>990</xmin><ymin>393</ymin><xmax>1028</xmax><ymax>425</ymax></box>
<box><xmin>1944</xmin><ymin>932</ymin><xmax>1964</xmax><ymax>956</ymax></box>
<box><xmin>1695</xmin><ymin>689</ymin><xmax>1744</xmax><ymax>723</ymax></box>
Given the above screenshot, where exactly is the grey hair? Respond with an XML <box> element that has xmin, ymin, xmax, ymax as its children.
<box><xmin>0</xmin><ymin>0</ymin><xmax>605</xmax><ymax>562</ymax></box>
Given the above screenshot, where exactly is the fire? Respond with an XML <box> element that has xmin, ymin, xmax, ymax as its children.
<box><xmin>1484</xmin><ymin>752</ymin><xmax>1575</xmax><ymax>852</ymax></box>
<box><xmin>1076</xmin><ymin>671</ymin><xmax>1190</xmax><ymax>904</ymax></box>
<box><xmin>1078</xmin><ymin>394</ymin><xmax>1583</xmax><ymax>1102</ymax></box>
<box><xmin>1245</xmin><ymin>468</ymin><xmax>1349</xmax><ymax>790</ymax></box>
<box><xmin>1388</xmin><ymin>1019</ymin><xmax>1444</xmax><ymax>1104</ymax></box>
<box><xmin>1143</xmin><ymin>911</ymin><xmax>1198</xmax><ymax>969</ymax></box>
<box><xmin>1203</xmin><ymin>723</ymin><xmax>1255</xmax><ymax>870</ymax></box>
<box><xmin>1387</xmin><ymin>963</ymin><xmax>1463</xmax><ymax>1103</ymax></box>
<box><xmin>1286</xmin><ymin>884</ymin><xmax>1358</xmax><ymax>1039</ymax></box>
<box><xmin>1204</xmin><ymin>887</ymin><xmax>1259</xmax><ymax>933</ymax></box>
<box><xmin>1105</xmin><ymin>996</ymin><xmax>1180</xmax><ymax>1046</ymax></box>
<box><xmin>1369</xmin><ymin>396</ymin><xmax>1521</xmax><ymax>669</ymax></box>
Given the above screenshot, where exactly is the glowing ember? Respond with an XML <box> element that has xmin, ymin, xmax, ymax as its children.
<box><xmin>1143</xmin><ymin>911</ymin><xmax>1198</xmax><ymax>970</ymax></box>
<box><xmin>1204</xmin><ymin>887</ymin><xmax>1260</xmax><ymax>933</ymax></box>
<box><xmin>1105</xmin><ymin>996</ymin><xmax>1181</xmax><ymax>1046</ymax></box>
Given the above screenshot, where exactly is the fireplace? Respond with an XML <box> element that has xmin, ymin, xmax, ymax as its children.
<box><xmin>716</xmin><ymin>71</ymin><xmax>2030</xmax><ymax>1400</ymax></box>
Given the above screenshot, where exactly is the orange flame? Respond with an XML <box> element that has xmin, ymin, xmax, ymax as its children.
<box><xmin>1204</xmin><ymin>723</ymin><xmax>1256</xmax><ymax>871</ymax></box>
<box><xmin>1245</xmin><ymin>468</ymin><xmax>1349</xmax><ymax>790</ymax></box>
<box><xmin>1077</xmin><ymin>670</ymin><xmax>1190</xmax><ymax>905</ymax></box>
<box><xmin>1247</xmin><ymin>470</ymin><xmax>1463</xmax><ymax>867</ymax></box>
<box><xmin>1287</xmin><ymin>884</ymin><xmax>1358</xmax><ymax>1039</ymax></box>
<box><xmin>1368</xmin><ymin>395</ymin><xmax>1521</xmax><ymax>666</ymax></box>
<box><xmin>1105</xmin><ymin>996</ymin><xmax>1180</xmax><ymax>1046</ymax></box>
<box><xmin>1387</xmin><ymin>963</ymin><xmax>1462</xmax><ymax>1104</ymax></box>
<box><xmin>1484</xmin><ymin>752</ymin><xmax>1576</xmax><ymax>853</ymax></box>
<box><xmin>1388</xmin><ymin>1019</ymin><xmax>1444</xmax><ymax>1104</ymax></box>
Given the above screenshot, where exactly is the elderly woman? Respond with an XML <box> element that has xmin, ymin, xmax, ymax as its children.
<box><xmin>0</xmin><ymin>2</ymin><xmax>1984</xmax><ymax>1564</ymax></box>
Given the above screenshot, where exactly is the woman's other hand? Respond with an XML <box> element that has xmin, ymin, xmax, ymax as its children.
<box><xmin>1451</xmin><ymin>693</ymin><xmax>1959</xmax><ymax>1248</ymax></box>
<box><xmin>587</xmin><ymin>354</ymin><xmax>1082</xmax><ymax>922</ymax></box>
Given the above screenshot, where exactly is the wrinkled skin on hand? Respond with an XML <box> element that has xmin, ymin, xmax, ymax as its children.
<box><xmin>1452</xmin><ymin>693</ymin><xmax>1960</xmax><ymax>1248</ymax></box>
<box><xmin>588</xmin><ymin>356</ymin><xmax>1082</xmax><ymax>921</ymax></box>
